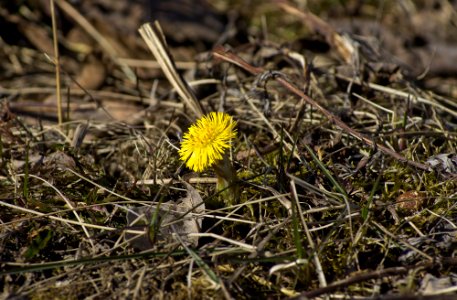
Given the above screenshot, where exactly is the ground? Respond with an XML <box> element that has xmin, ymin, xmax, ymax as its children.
<box><xmin>1</xmin><ymin>0</ymin><xmax>457</xmax><ymax>299</ymax></box>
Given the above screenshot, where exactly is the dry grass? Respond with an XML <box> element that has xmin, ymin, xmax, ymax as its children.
<box><xmin>1</xmin><ymin>0</ymin><xmax>457</xmax><ymax>299</ymax></box>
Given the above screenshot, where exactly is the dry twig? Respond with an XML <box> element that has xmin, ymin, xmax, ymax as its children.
<box><xmin>213</xmin><ymin>46</ymin><xmax>430</xmax><ymax>171</ymax></box>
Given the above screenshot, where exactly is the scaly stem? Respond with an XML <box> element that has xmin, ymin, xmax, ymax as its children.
<box><xmin>213</xmin><ymin>154</ymin><xmax>239</xmax><ymax>205</ymax></box>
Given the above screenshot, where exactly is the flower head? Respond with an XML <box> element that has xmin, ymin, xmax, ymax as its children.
<box><xmin>179</xmin><ymin>112</ymin><xmax>237</xmax><ymax>172</ymax></box>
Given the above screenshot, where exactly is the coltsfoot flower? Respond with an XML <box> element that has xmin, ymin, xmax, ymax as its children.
<box><xmin>179</xmin><ymin>112</ymin><xmax>237</xmax><ymax>172</ymax></box>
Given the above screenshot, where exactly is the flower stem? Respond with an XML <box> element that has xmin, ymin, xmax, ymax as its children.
<box><xmin>213</xmin><ymin>154</ymin><xmax>239</xmax><ymax>204</ymax></box>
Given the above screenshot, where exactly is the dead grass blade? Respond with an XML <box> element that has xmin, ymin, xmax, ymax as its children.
<box><xmin>290</xmin><ymin>179</ymin><xmax>328</xmax><ymax>289</ymax></box>
<box><xmin>276</xmin><ymin>0</ymin><xmax>355</xmax><ymax>64</ymax></box>
<box><xmin>50</xmin><ymin>0</ymin><xmax>62</xmax><ymax>125</ymax></box>
<box><xmin>336</xmin><ymin>74</ymin><xmax>457</xmax><ymax>118</ymax></box>
<box><xmin>242</xmin><ymin>88</ymin><xmax>301</xmax><ymax>161</ymax></box>
<box><xmin>291</xmin><ymin>257</ymin><xmax>457</xmax><ymax>299</ymax></box>
<box><xmin>213</xmin><ymin>46</ymin><xmax>430</xmax><ymax>171</ymax></box>
<box><xmin>139</xmin><ymin>22</ymin><xmax>204</xmax><ymax>119</ymax></box>
<box><xmin>16</xmin><ymin>173</ymin><xmax>94</xmax><ymax>248</ymax></box>
<box><xmin>54</xmin><ymin>0</ymin><xmax>136</xmax><ymax>83</ymax></box>
<box><xmin>0</xmin><ymin>199</ymin><xmax>118</xmax><ymax>232</ymax></box>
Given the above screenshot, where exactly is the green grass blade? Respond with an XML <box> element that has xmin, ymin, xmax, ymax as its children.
<box><xmin>303</xmin><ymin>144</ymin><xmax>348</xmax><ymax>199</ymax></box>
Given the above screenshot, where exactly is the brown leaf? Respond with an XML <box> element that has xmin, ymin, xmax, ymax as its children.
<box><xmin>43</xmin><ymin>151</ymin><xmax>76</xmax><ymax>170</ymax></box>
<box><xmin>125</xmin><ymin>183</ymin><xmax>204</xmax><ymax>250</ymax></box>
<box><xmin>19</xmin><ymin>22</ymin><xmax>54</xmax><ymax>55</ymax></box>
<box><xmin>73</xmin><ymin>54</ymin><xmax>107</xmax><ymax>90</ymax></box>
<box><xmin>395</xmin><ymin>191</ymin><xmax>425</xmax><ymax>213</ymax></box>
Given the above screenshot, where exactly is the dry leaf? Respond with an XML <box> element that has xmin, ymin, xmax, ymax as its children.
<box><xmin>395</xmin><ymin>191</ymin><xmax>425</xmax><ymax>214</ymax></box>
<box><xmin>427</xmin><ymin>153</ymin><xmax>457</xmax><ymax>174</ymax></box>
<box><xmin>43</xmin><ymin>151</ymin><xmax>76</xmax><ymax>171</ymax></box>
<box><xmin>420</xmin><ymin>273</ymin><xmax>456</xmax><ymax>295</ymax></box>
<box><xmin>73</xmin><ymin>55</ymin><xmax>107</xmax><ymax>90</ymax></box>
<box><xmin>126</xmin><ymin>182</ymin><xmax>204</xmax><ymax>250</ymax></box>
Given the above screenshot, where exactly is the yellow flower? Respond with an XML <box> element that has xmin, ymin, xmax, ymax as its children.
<box><xmin>179</xmin><ymin>112</ymin><xmax>237</xmax><ymax>172</ymax></box>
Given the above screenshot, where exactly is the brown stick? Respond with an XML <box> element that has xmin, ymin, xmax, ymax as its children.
<box><xmin>212</xmin><ymin>46</ymin><xmax>430</xmax><ymax>171</ymax></box>
<box><xmin>289</xmin><ymin>257</ymin><xmax>457</xmax><ymax>299</ymax></box>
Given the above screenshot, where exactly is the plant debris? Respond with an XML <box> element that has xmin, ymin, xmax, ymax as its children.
<box><xmin>1</xmin><ymin>0</ymin><xmax>457</xmax><ymax>299</ymax></box>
